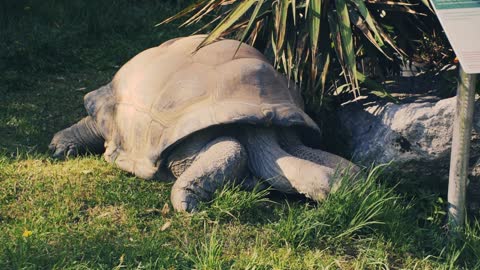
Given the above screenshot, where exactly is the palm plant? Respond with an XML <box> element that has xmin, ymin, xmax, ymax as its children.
<box><xmin>160</xmin><ymin>0</ymin><xmax>447</xmax><ymax>110</ymax></box>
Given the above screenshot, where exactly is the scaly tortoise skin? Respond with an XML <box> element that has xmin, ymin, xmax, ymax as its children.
<box><xmin>50</xmin><ymin>35</ymin><xmax>358</xmax><ymax>212</ymax></box>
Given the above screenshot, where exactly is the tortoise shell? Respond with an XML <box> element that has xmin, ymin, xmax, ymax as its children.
<box><xmin>83</xmin><ymin>35</ymin><xmax>320</xmax><ymax>179</ymax></box>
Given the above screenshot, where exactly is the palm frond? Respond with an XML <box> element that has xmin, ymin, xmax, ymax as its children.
<box><xmin>162</xmin><ymin>0</ymin><xmax>442</xmax><ymax>108</ymax></box>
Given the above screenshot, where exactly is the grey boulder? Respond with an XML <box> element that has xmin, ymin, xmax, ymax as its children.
<box><xmin>338</xmin><ymin>95</ymin><xmax>480</xmax><ymax>207</ymax></box>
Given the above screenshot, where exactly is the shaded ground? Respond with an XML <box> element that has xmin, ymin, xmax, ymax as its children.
<box><xmin>0</xmin><ymin>0</ymin><xmax>190</xmax><ymax>153</ymax></box>
<box><xmin>1</xmin><ymin>1</ymin><xmax>480</xmax><ymax>269</ymax></box>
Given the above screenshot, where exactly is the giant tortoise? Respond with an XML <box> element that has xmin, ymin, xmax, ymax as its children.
<box><xmin>49</xmin><ymin>35</ymin><xmax>358</xmax><ymax>212</ymax></box>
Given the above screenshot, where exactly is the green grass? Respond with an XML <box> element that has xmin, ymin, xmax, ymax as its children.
<box><xmin>2</xmin><ymin>155</ymin><xmax>480</xmax><ymax>269</ymax></box>
<box><xmin>1</xmin><ymin>0</ymin><xmax>480</xmax><ymax>269</ymax></box>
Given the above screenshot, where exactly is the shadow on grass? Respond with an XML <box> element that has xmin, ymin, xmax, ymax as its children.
<box><xmin>0</xmin><ymin>0</ymin><xmax>197</xmax><ymax>154</ymax></box>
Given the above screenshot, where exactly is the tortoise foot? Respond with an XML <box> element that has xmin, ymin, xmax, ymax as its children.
<box><xmin>49</xmin><ymin>129</ymin><xmax>81</xmax><ymax>159</ymax></box>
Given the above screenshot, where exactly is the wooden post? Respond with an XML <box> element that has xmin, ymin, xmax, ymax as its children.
<box><xmin>448</xmin><ymin>66</ymin><xmax>477</xmax><ymax>229</ymax></box>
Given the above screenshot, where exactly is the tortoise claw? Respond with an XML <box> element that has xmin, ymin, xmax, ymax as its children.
<box><xmin>50</xmin><ymin>143</ymin><xmax>78</xmax><ymax>159</ymax></box>
<box><xmin>170</xmin><ymin>187</ymin><xmax>200</xmax><ymax>212</ymax></box>
<box><xmin>66</xmin><ymin>147</ymin><xmax>78</xmax><ymax>157</ymax></box>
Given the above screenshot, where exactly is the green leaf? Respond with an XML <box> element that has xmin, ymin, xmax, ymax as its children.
<box><xmin>335</xmin><ymin>0</ymin><xmax>359</xmax><ymax>95</ymax></box>
<box><xmin>328</xmin><ymin>11</ymin><xmax>344</xmax><ymax>66</ymax></box>
<box><xmin>308</xmin><ymin>0</ymin><xmax>321</xmax><ymax>55</ymax></box>
<box><xmin>236</xmin><ymin>0</ymin><xmax>265</xmax><ymax>54</ymax></box>
<box><xmin>197</xmin><ymin>0</ymin><xmax>258</xmax><ymax>49</ymax></box>
<box><xmin>162</xmin><ymin>0</ymin><xmax>435</xmax><ymax>104</ymax></box>
<box><xmin>356</xmin><ymin>71</ymin><xmax>397</xmax><ymax>102</ymax></box>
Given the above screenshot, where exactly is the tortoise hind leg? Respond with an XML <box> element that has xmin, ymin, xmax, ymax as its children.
<box><xmin>278</xmin><ymin>129</ymin><xmax>360</xmax><ymax>175</ymax></box>
<box><xmin>49</xmin><ymin>116</ymin><xmax>105</xmax><ymax>158</ymax></box>
<box><xmin>170</xmin><ymin>136</ymin><xmax>247</xmax><ymax>212</ymax></box>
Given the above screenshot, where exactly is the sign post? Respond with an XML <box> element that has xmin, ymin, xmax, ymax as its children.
<box><xmin>448</xmin><ymin>67</ymin><xmax>477</xmax><ymax>228</ymax></box>
<box><xmin>430</xmin><ymin>0</ymin><xmax>480</xmax><ymax>230</ymax></box>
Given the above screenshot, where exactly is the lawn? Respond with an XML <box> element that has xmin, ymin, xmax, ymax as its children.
<box><xmin>1</xmin><ymin>1</ymin><xmax>480</xmax><ymax>269</ymax></box>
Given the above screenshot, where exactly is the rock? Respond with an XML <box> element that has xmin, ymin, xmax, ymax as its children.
<box><xmin>341</xmin><ymin>96</ymin><xmax>453</xmax><ymax>165</ymax></box>
<box><xmin>338</xmin><ymin>95</ymin><xmax>480</xmax><ymax>207</ymax></box>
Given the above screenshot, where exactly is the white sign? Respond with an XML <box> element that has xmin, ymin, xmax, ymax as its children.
<box><xmin>430</xmin><ymin>0</ymin><xmax>480</xmax><ymax>74</ymax></box>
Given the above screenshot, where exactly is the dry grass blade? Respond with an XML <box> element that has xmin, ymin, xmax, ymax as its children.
<box><xmin>351</xmin><ymin>0</ymin><xmax>384</xmax><ymax>47</ymax></box>
<box><xmin>295</xmin><ymin>34</ymin><xmax>309</xmax><ymax>87</ymax></box>
<box><xmin>275</xmin><ymin>0</ymin><xmax>291</xmax><ymax>54</ymax></box>
<box><xmin>281</xmin><ymin>50</ymin><xmax>289</xmax><ymax>77</ymax></box>
<box><xmin>366</xmin><ymin>0</ymin><xmax>415</xmax><ymax>5</ymax></box>
<box><xmin>157</xmin><ymin>0</ymin><xmax>212</xmax><ymax>26</ymax></box>
<box><xmin>291</xmin><ymin>0</ymin><xmax>297</xmax><ymax>25</ymax></box>
<box><xmin>377</xmin><ymin>5</ymin><xmax>427</xmax><ymax>16</ymax></box>
<box><xmin>270</xmin><ymin>31</ymin><xmax>278</xmax><ymax>63</ymax></box>
<box><xmin>287</xmin><ymin>42</ymin><xmax>296</xmax><ymax>82</ymax></box>
<box><xmin>182</xmin><ymin>1</ymin><xmax>224</xmax><ymax>27</ymax></box>
<box><xmin>420</xmin><ymin>0</ymin><xmax>434</xmax><ymax>12</ymax></box>
<box><xmin>304</xmin><ymin>0</ymin><xmax>310</xmax><ymax>16</ymax></box>
<box><xmin>248</xmin><ymin>19</ymin><xmax>264</xmax><ymax>45</ymax></box>
<box><xmin>192</xmin><ymin>12</ymin><xmax>227</xmax><ymax>35</ymax></box>
<box><xmin>320</xmin><ymin>52</ymin><xmax>331</xmax><ymax>97</ymax></box>
<box><xmin>328</xmin><ymin>12</ymin><xmax>344</xmax><ymax>67</ymax></box>
<box><xmin>349</xmin><ymin>11</ymin><xmax>391</xmax><ymax>60</ymax></box>
<box><xmin>377</xmin><ymin>25</ymin><xmax>406</xmax><ymax>57</ymax></box>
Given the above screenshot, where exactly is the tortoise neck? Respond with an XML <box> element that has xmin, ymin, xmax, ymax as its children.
<box><xmin>276</xmin><ymin>128</ymin><xmax>302</xmax><ymax>149</ymax></box>
<box><xmin>71</xmin><ymin>116</ymin><xmax>105</xmax><ymax>154</ymax></box>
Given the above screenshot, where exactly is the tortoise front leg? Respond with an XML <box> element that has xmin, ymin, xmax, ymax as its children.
<box><xmin>49</xmin><ymin>116</ymin><xmax>105</xmax><ymax>158</ymax></box>
<box><xmin>170</xmin><ymin>137</ymin><xmax>247</xmax><ymax>212</ymax></box>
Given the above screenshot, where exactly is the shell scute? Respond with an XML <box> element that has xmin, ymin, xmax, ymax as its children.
<box><xmin>85</xmin><ymin>35</ymin><xmax>319</xmax><ymax>179</ymax></box>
